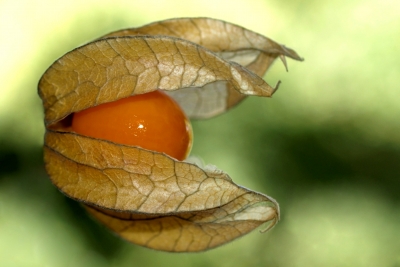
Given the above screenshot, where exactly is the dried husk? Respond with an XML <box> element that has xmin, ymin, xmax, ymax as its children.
<box><xmin>38</xmin><ymin>17</ymin><xmax>302</xmax><ymax>252</ymax></box>
<box><xmin>102</xmin><ymin>17</ymin><xmax>303</xmax><ymax>118</ymax></box>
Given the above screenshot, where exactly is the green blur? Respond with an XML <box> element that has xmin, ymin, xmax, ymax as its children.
<box><xmin>1</xmin><ymin>0</ymin><xmax>399</xmax><ymax>266</ymax></box>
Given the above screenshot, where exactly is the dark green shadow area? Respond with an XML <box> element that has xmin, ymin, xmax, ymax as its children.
<box><xmin>253</xmin><ymin>127</ymin><xmax>400</xmax><ymax>204</ymax></box>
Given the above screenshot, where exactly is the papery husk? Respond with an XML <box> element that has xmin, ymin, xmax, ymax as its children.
<box><xmin>38</xmin><ymin>17</ymin><xmax>302</xmax><ymax>252</ymax></box>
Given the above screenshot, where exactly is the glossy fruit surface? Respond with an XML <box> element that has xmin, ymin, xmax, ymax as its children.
<box><xmin>72</xmin><ymin>90</ymin><xmax>192</xmax><ymax>161</ymax></box>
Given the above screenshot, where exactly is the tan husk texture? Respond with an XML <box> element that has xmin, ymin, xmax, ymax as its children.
<box><xmin>38</xmin><ymin>17</ymin><xmax>302</xmax><ymax>252</ymax></box>
<box><xmin>101</xmin><ymin>17</ymin><xmax>303</xmax><ymax>118</ymax></box>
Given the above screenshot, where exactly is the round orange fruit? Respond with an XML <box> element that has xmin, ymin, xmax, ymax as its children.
<box><xmin>72</xmin><ymin>90</ymin><xmax>192</xmax><ymax>161</ymax></box>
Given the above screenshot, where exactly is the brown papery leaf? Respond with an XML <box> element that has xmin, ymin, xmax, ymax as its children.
<box><xmin>45</xmin><ymin>130</ymin><xmax>278</xmax><ymax>252</ymax></box>
<box><xmin>44</xmin><ymin>131</ymin><xmax>279</xmax><ymax>252</ymax></box>
<box><xmin>39</xmin><ymin>35</ymin><xmax>278</xmax><ymax>125</ymax></box>
<box><xmin>102</xmin><ymin>17</ymin><xmax>303</xmax><ymax>118</ymax></box>
<box><xmin>85</xmin><ymin>192</ymin><xmax>278</xmax><ymax>252</ymax></box>
<box><xmin>38</xmin><ymin>17</ymin><xmax>302</xmax><ymax>252</ymax></box>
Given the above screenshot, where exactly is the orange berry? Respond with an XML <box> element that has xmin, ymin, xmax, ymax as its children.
<box><xmin>71</xmin><ymin>90</ymin><xmax>192</xmax><ymax>161</ymax></box>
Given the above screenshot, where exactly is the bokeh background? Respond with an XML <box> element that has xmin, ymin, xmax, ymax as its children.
<box><xmin>1</xmin><ymin>0</ymin><xmax>399</xmax><ymax>266</ymax></box>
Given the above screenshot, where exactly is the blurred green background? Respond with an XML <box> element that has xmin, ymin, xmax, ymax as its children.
<box><xmin>1</xmin><ymin>0</ymin><xmax>399</xmax><ymax>266</ymax></box>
